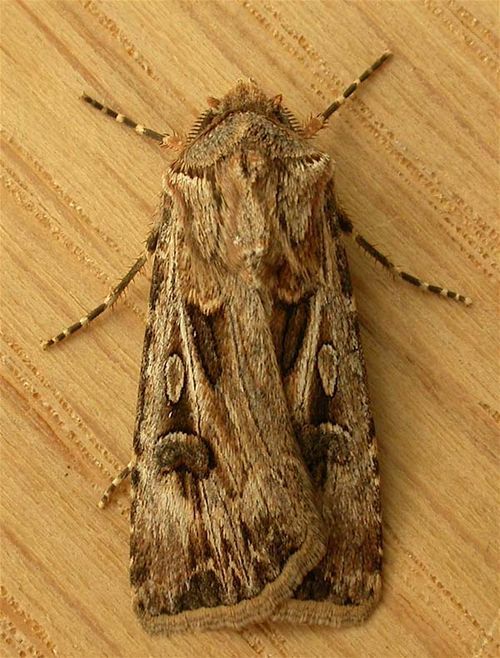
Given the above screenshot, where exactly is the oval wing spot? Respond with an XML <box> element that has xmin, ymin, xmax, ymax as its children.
<box><xmin>317</xmin><ymin>343</ymin><xmax>338</xmax><ymax>397</ymax></box>
<box><xmin>165</xmin><ymin>354</ymin><xmax>185</xmax><ymax>403</ymax></box>
<box><xmin>155</xmin><ymin>432</ymin><xmax>211</xmax><ymax>477</ymax></box>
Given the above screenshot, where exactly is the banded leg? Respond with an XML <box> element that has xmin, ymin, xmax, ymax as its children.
<box><xmin>338</xmin><ymin>211</ymin><xmax>472</xmax><ymax>305</ymax></box>
<box><xmin>42</xmin><ymin>228</ymin><xmax>158</xmax><ymax>349</ymax></box>
<box><xmin>304</xmin><ymin>51</ymin><xmax>392</xmax><ymax>136</ymax></box>
<box><xmin>82</xmin><ymin>94</ymin><xmax>169</xmax><ymax>145</ymax></box>
<box><xmin>99</xmin><ymin>459</ymin><xmax>134</xmax><ymax>509</ymax></box>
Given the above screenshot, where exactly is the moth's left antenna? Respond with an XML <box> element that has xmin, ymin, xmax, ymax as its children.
<box><xmin>81</xmin><ymin>93</ymin><xmax>172</xmax><ymax>146</ymax></box>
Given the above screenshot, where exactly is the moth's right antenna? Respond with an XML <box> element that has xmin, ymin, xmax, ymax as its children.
<box><xmin>303</xmin><ymin>51</ymin><xmax>392</xmax><ymax>137</ymax></box>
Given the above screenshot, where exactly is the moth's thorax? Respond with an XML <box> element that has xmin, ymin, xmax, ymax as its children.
<box><xmin>176</xmin><ymin>112</ymin><xmax>322</xmax><ymax>168</ymax></box>
<box><xmin>167</xmin><ymin>119</ymin><xmax>331</xmax><ymax>293</ymax></box>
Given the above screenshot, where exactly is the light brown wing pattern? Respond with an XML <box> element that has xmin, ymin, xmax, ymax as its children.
<box><xmin>130</xmin><ymin>194</ymin><xmax>326</xmax><ymax>633</ymax></box>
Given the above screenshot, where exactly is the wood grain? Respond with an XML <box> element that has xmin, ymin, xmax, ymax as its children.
<box><xmin>1</xmin><ymin>1</ymin><xmax>498</xmax><ymax>656</ymax></box>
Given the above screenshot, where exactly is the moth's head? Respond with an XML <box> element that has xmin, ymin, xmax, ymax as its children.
<box><xmin>217</xmin><ymin>79</ymin><xmax>279</xmax><ymax>115</ymax></box>
<box><xmin>186</xmin><ymin>79</ymin><xmax>301</xmax><ymax>143</ymax></box>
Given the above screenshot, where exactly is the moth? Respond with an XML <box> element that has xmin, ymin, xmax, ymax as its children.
<box><xmin>43</xmin><ymin>52</ymin><xmax>471</xmax><ymax>634</ymax></box>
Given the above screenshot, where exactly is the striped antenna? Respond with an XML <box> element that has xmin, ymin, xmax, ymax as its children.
<box><xmin>303</xmin><ymin>51</ymin><xmax>392</xmax><ymax>136</ymax></box>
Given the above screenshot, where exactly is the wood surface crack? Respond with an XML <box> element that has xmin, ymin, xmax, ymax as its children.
<box><xmin>446</xmin><ymin>0</ymin><xmax>499</xmax><ymax>53</ymax></box>
<box><xmin>1</xmin><ymin>131</ymin><xmax>127</xmax><ymax>258</ymax></box>
<box><xmin>0</xmin><ymin>584</ymin><xmax>58</xmax><ymax>657</ymax></box>
<box><xmin>254</xmin><ymin>622</ymin><xmax>293</xmax><ymax>657</ymax></box>
<box><xmin>478</xmin><ymin>401</ymin><xmax>500</xmax><ymax>426</ymax></box>
<box><xmin>385</xmin><ymin>522</ymin><xmax>485</xmax><ymax>634</ymax></box>
<box><xmin>1</xmin><ymin>330</ymin><xmax>130</xmax><ymax>516</ymax></box>
<box><xmin>15</xmin><ymin>0</ymin><xmax>116</xmax><ymax>101</ymax></box>
<box><xmin>80</xmin><ymin>0</ymin><xmax>160</xmax><ymax>81</ymax></box>
<box><xmin>472</xmin><ymin>611</ymin><xmax>499</xmax><ymax>658</ymax></box>
<box><xmin>0</xmin><ymin>162</ymin><xmax>147</xmax><ymax>323</ymax></box>
<box><xmin>1</xmin><ymin>528</ymin><xmax>124</xmax><ymax>657</ymax></box>
<box><xmin>422</xmin><ymin>0</ymin><xmax>499</xmax><ymax>72</ymax></box>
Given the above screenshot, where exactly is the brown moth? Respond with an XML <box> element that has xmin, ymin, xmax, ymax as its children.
<box><xmin>43</xmin><ymin>52</ymin><xmax>471</xmax><ymax>633</ymax></box>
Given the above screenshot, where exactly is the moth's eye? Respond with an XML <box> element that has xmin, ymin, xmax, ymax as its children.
<box><xmin>155</xmin><ymin>432</ymin><xmax>212</xmax><ymax>477</ymax></box>
<box><xmin>270</xmin><ymin>107</ymin><xmax>284</xmax><ymax>122</ymax></box>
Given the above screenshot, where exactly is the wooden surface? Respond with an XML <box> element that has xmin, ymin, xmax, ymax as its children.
<box><xmin>1</xmin><ymin>1</ymin><xmax>498</xmax><ymax>656</ymax></box>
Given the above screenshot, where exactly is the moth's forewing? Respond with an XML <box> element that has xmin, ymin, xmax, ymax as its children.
<box><xmin>272</xmin><ymin>186</ymin><xmax>382</xmax><ymax>624</ymax></box>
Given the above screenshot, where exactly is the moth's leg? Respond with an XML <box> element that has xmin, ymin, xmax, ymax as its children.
<box><xmin>42</xmin><ymin>228</ymin><xmax>159</xmax><ymax>349</ymax></box>
<box><xmin>82</xmin><ymin>94</ymin><xmax>169</xmax><ymax>145</ymax></box>
<box><xmin>98</xmin><ymin>459</ymin><xmax>134</xmax><ymax>509</ymax></box>
<box><xmin>338</xmin><ymin>210</ymin><xmax>472</xmax><ymax>305</ymax></box>
<box><xmin>304</xmin><ymin>51</ymin><xmax>392</xmax><ymax>136</ymax></box>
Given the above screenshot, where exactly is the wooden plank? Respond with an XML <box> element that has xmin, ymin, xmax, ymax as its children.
<box><xmin>1</xmin><ymin>1</ymin><xmax>498</xmax><ymax>656</ymax></box>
